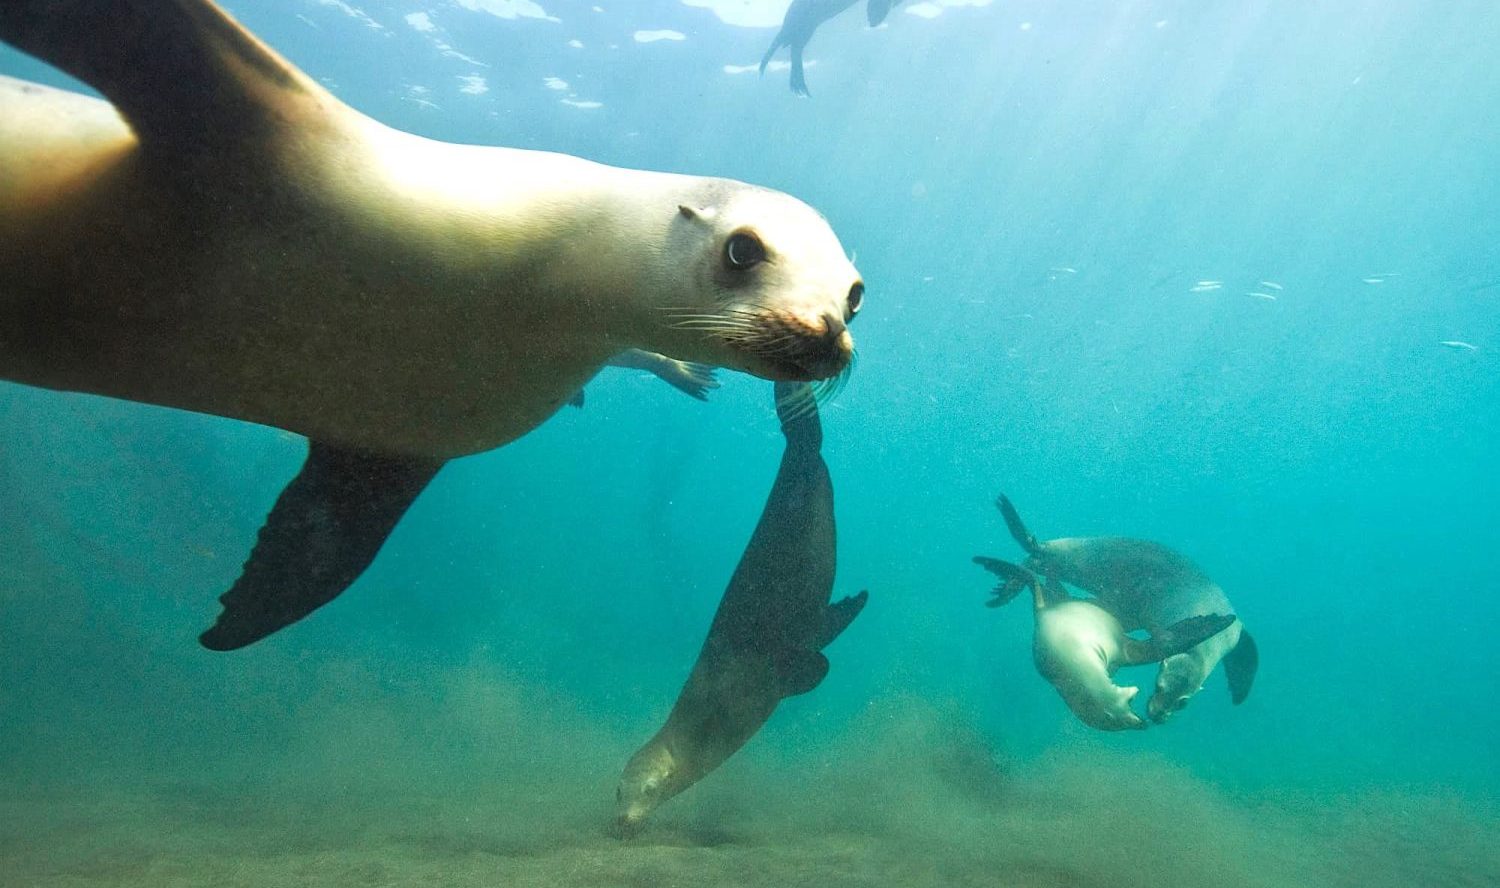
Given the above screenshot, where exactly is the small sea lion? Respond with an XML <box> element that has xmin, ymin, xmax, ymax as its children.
<box><xmin>614</xmin><ymin>382</ymin><xmax>867</xmax><ymax>835</ymax></box>
<box><xmin>0</xmin><ymin>0</ymin><xmax>864</xmax><ymax>650</ymax></box>
<box><xmin>974</xmin><ymin>559</ymin><xmax>1234</xmax><ymax>732</ymax></box>
<box><xmin>995</xmin><ymin>496</ymin><xmax>1259</xmax><ymax>723</ymax></box>
<box><xmin>759</xmin><ymin>0</ymin><xmax>904</xmax><ymax>96</ymax></box>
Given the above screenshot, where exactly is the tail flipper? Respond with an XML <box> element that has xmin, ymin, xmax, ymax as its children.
<box><xmin>996</xmin><ymin>495</ymin><xmax>1044</xmax><ymax>557</ymax></box>
<box><xmin>816</xmin><ymin>589</ymin><xmax>869</xmax><ymax>649</ymax></box>
<box><xmin>1223</xmin><ymin>629</ymin><xmax>1258</xmax><ymax>704</ymax></box>
<box><xmin>0</xmin><ymin>0</ymin><xmax>323</xmax><ymax>152</ymax></box>
<box><xmin>1121</xmin><ymin>614</ymin><xmax>1235</xmax><ymax>666</ymax></box>
<box><xmin>972</xmin><ymin>556</ymin><xmax>1034</xmax><ymax>608</ymax></box>
<box><xmin>774</xmin><ymin>382</ymin><xmax>823</xmax><ymax>451</ymax></box>
<box><xmin>789</xmin><ymin>44</ymin><xmax>810</xmax><ymax>96</ymax></box>
<box><xmin>759</xmin><ymin>32</ymin><xmax>785</xmax><ymax>76</ymax></box>
<box><xmin>867</xmin><ymin>0</ymin><xmax>898</xmax><ymax>26</ymax></box>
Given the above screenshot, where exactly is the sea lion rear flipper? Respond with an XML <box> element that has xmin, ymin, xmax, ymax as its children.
<box><xmin>867</xmin><ymin>0</ymin><xmax>898</xmax><ymax>26</ymax></box>
<box><xmin>198</xmin><ymin>443</ymin><xmax>444</xmax><ymax>651</ymax></box>
<box><xmin>0</xmin><ymin>0</ymin><xmax>322</xmax><ymax>152</ymax></box>
<box><xmin>1223</xmin><ymin>629</ymin><xmax>1258</xmax><ymax>704</ymax></box>
<box><xmin>1121</xmin><ymin>613</ymin><xmax>1236</xmax><ymax>666</ymax></box>
<box><xmin>816</xmin><ymin>590</ymin><xmax>869</xmax><ymax>649</ymax></box>
<box><xmin>972</xmin><ymin>556</ymin><xmax>1033</xmax><ymax>607</ymax></box>
<box><xmin>759</xmin><ymin>32</ymin><xmax>785</xmax><ymax>76</ymax></box>
<box><xmin>995</xmin><ymin>495</ymin><xmax>1045</xmax><ymax>557</ymax></box>
<box><xmin>776</xmin><ymin>649</ymin><xmax>831</xmax><ymax>697</ymax></box>
<box><xmin>789</xmin><ymin>44</ymin><xmax>811</xmax><ymax>97</ymax></box>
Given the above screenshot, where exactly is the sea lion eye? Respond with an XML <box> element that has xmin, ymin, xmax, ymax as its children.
<box><xmin>724</xmin><ymin>232</ymin><xmax>766</xmax><ymax>270</ymax></box>
<box><xmin>846</xmin><ymin>282</ymin><xmax>865</xmax><ymax>317</ymax></box>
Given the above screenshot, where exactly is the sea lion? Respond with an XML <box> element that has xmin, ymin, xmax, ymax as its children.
<box><xmin>995</xmin><ymin>496</ymin><xmax>1259</xmax><ymax>723</ymax></box>
<box><xmin>973</xmin><ymin>559</ymin><xmax>1234</xmax><ymax>732</ymax></box>
<box><xmin>759</xmin><ymin>0</ymin><xmax>904</xmax><ymax>96</ymax></box>
<box><xmin>614</xmin><ymin>382</ymin><xmax>867</xmax><ymax>835</ymax></box>
<box><xmin>0</xmin><ymin>0</ymin><xmax>864</xmax><ymax>650</ymax></box>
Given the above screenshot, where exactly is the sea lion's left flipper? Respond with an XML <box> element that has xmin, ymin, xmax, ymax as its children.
<box><xmin>607</xmin><ymin>349</ymin><xmax>720</xmax><ymax>401</ymax></box>
<box><xmin>816</xmin><ymin>589</ymin><xmax>869</xmax><ymax>649</ymax></box>
<box><xmin>1122</xmin><ymin>613</ymin><xmax>1236</xmax><ymax>666</ymax></box>
<box><xmin>789</xmin><ymin>44</ymin><xmax>810</xmax><ymax>97</ymax></box>
<box><xmin>199</xmin><ymin>443</ymin><xmax>444</xmax><ymax>651</ymax></box>
<box><xmin>867</xmin><ymin>0</ymin><xmax>899</xmax><ymax>26</ymax></box>
<box><xmin>776</xmin><ymin>649</ymin><xmax>831</xmax><ymax>697</ymax></box>
<box><xmin>567</xmin><ymin>389</ymin><xmax>586</xmax><ymax>408</ymax></box>
<box><xmin>1223</xmin><ymin>629</ymin><xmax>1258</xmax><ymax>704</ymax></box>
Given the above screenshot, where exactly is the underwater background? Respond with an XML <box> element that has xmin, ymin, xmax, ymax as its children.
<box><xmin>2</xmin><ymin>0</ymin><xmax>1496</xmax><ymax>885</ymax></box>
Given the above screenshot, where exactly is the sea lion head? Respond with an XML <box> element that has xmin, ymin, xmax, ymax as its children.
<box><xmin>613</xmin><ymin>742</ymin><xmax>680</xmax><ymax>837</ymax></box>
<box><xmin>1148</xmin><ymin>653</ymin><xmax>1200</xmax><ymax>723</ymax></box>
<box><xmin>654</xmin><ymin>182</ymin><xmax>862</xmax><ymax>383</ymax></box>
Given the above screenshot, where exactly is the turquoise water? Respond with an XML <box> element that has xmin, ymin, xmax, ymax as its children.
<box><xmin>2</xmin><ymin>1</ymin><xmax>1497</xmax><ymax>885</ymax></box>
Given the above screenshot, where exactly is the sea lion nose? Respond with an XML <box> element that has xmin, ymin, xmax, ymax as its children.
<box><xmin>820</xmin><ymin>312</ymin><xmax>847</xmax><ymax>341</ymax></box>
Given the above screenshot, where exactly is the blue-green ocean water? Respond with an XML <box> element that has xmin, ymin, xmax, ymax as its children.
<box><xmin>2</xmin><ymin>1</ymin><xmax>1496</xmax><ymax>885</ymax></box>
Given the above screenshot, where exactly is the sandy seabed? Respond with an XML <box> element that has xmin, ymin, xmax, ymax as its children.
<box><xmin>3</xmin><ymin>701</ymin><xmax>1495</xmax><ymax>888</ymax></box>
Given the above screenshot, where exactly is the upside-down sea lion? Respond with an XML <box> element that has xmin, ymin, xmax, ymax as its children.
<box><xmin>0</xmin><ymin>0</ymin><xmax>864</xmax><ymax>650</ymax></box>
<box><xmin>614</xmin><ymin>382</ymin><xmax>867</xmax><ymax>835</ymax></box>
<box><xmin>973</xmin><ymin>558</ymin><xmax>1234</xmax><ymax>732</ymax></box>
<box><xmin>759</xmin><ymin>0</ymin><xmax>904</xmax><ymax>96</ymax></box>
<box><xmin>995</xmin><ymin>496</ymin><xmax>1259</xmax><ymax>723</ymax></box>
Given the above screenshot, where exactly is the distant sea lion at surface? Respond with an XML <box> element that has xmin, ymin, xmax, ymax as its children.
<box><xmin>760</xmin><ymin>0</ymin><xmax>904</xmax><ymax>96</ymax></box>
<box><xmin>614</xmin><ymin>382</ymin><xmax>867</xmax><ymax>835</ymax></box>
<box><xmin>0</xmin><ymin>0</ymin><xmax>865</xmax><ymax>651</ymax></box>
<box><xmin>995</xmin><ymin>496</ymin><xmax>1259</xmax><ymax>723</ymax></box>
<box><xmin>973</xmin><ymin>558</ymin><xmax>1234</xmax><ymax>731</ymax></box>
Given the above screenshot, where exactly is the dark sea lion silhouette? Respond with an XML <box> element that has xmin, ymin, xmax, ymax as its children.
<box><xmin>760</xmin><ymin>0</ymin><xmax>904</xmax><ymax>96</ymax></box>
<box><xmin>614</xmin><ymin>382</ymin><xmax>867</xmax><ymax>835</ymax></box>
<box><xmin>0</xmin><ymin>0</ymin><xmax>862</xmax><ymax>650</ymax></box>
<box><xmin>993</xmin><ymin>496</ymin><xmax>1259</xmax><ymax>723</ymax></box>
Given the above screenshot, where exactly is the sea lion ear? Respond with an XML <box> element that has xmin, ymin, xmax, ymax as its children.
<box><xmin>678</xmin><ymin>204</ymin><xmax>716</xmax><ymax>223</ymax></box>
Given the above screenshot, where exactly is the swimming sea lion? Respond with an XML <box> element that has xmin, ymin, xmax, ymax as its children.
<box><xmin>995</xmin><ymin>496</ymin><xmax>1259</xmax><ymax>723</ymax></box>
<box><xmin>0</xmin><ymin>0</ymin><xmax>864</xmax><ymax>650</ymax></box>
<box><xmin>614</xmin><ymin>382</ymin><xmax>867</xmax><ymax>835</ymax></box>
<box><xmin>973</xmin><ymin>559</ymin><xmax>1234</xmax><ymax>732</ymax></box>
<box><xmin>759</xmin><ymin>0</ymin><xmax>904</xmax><ymax>96</ymax></box>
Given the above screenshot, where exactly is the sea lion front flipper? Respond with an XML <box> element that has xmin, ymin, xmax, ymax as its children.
<box><xmin>1223</xmin><ymin>629</ymin><xmax>1258</xmax><ymax>704</ymax></box>
<box><xmin>789</xmin><ymin>44</ymin><xmax>811</xmax><ymax>97</ymax></box>
<box><xmin>0</xmin><ymin>0</ymin><xmax>323</xmax><ymax>153</ymax></box>
<box><xmin>568</xmin><ymin>389</ymin><xmax>586</xmax><ymax>408</ymax></box>
<box><xmin>816</xmin><ymin>590</ymin><xmax>869</xmax><ymax>649</ymax></box>
<box><xmin>1121</xmin><ymin>613</ymin><xmax>1236</xmax><ymax>666</ymax></box>
<box><xmin>776</xmin><ymin>649</ymin><xmax>831</xmax><ymax>697</ymax></box>
<box><xmin>198</xmin><ymin>443</ymin><xmax>445</xmax><ymax>651</ymax></box>
<box><xmin>607</xmin><ymin>350</ymin><xmax>720</xmax><ymax>401</ymax></box>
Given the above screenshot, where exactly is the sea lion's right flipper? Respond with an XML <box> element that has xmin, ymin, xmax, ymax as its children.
<box><xmin>816</xmin><ymin>589</ymin><xmax>869</xmax><ymax>649</ymax></box>
<box><xmin>606</xmin><ymin>350</ymin><xmax>720</xmax><ymax>401</ymax></box>
<box><xmin>972</xmin><ymin>555</ymin><xmax>1033</xmax><ymax>607</ymax></box>
<box><xmin>995</xmin><ymin>495</ymin><xmax>1045</xmax><ymax>557</ymax></box>
<box><xmin>0</xmin><ymin>0</ymin><xmax>325</xmax><ymax>153</ymax></box>
<box><xmin>776</xmin><ymin>649</ymin><xmax>831</xmax><ymax>698</ymax></box>
<box><xmin>1223</xmin><ymin>629</ymin><xmax>1258</xmax><ymax>704</ymax></box>
<box><xmin>198</xmin><ymin>443</ymin><xmax>444</xmax><ymax>651</ymax></box>
<box><xmin>1121</xmin><ymin>614</ymin><xmax>1236</xmax><ymax>666</ymax></box>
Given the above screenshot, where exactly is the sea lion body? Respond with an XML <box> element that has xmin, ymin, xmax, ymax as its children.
<box><xmin>974</xmin><ymin>559</ymin><xmax>1233</xmax><ymax>733</ymax></box>
<box><xmin>615</xmin><ymin>383</ymin><xmax>867</xmax><ymax>834</ymax></box>
<box><xmin>0</xmin><ymin>0</ymin><xmax>864</xmax><ymax>649</ymax></box>
<box><xmin>759</xmin><ymin>0</ymin><xmax>902</xmax><ymax>96</ymax></box>
<box><xmin>995</xmin><ymin>497</ymin><xmax>1259</xmax><ymax>723</ymax></box>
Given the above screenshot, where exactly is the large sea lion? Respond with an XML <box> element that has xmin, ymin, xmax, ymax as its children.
<box><xmin>0</xmin><ymin>0</ymin><xmax>864</xmax><ymax>650</ymax></box>
<box><xmin>995</xmin><ymin>496</ymin><xmax>1259</xmax><ymax>723</ymax></box>
<box><xmin>759</xmin><ymin>0</ymin><xmax>904</xmax><ymax>96</ymax></box>
<box><xmin>973</xmin><ymin>559</ymin><xmax>1233</xmax><ymax>732</ymax></box>
<box><xmin>614</xmin><ymin>382</ymin><xmax>867</xmax><ymax>835</ymax></box>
